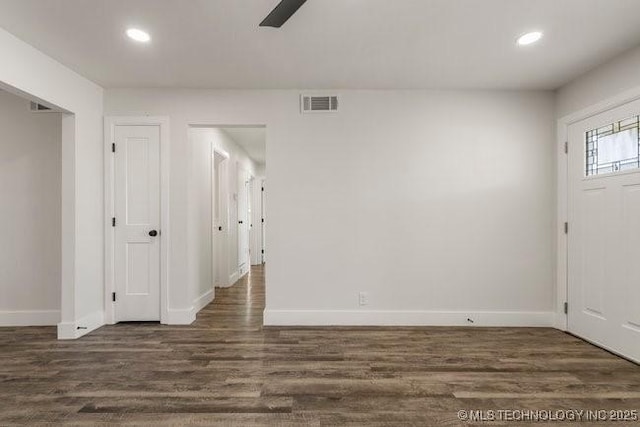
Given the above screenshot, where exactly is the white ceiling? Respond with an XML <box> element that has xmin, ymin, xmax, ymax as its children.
<box><xmin>1</xmin><ymin>0</ymin><xmax>640</xmax><ymax>90</ymax></box>
<box><xmin>223</xmin><ymin>127</ymin><xmax>266</xmax><ymax>165</ymax></box>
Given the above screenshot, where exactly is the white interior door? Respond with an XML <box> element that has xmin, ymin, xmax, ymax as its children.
<box><xmin>212</xmin><ymin>152</ymin><xmax>228</xmax><ymax>286</ymax></box>
<box><xmin>114</xmin><ymin>125</ymin><xmax>161</xmax><ymax>322</ymax></box>
<box><xmin>237</xmin><ymin>167</ymin><xmax>250</xmax><ymax>275</ymax></box>
<box><xmin>568</xmin><ymin>99</ymin><xmax>640</xmax><ymax>363</ymax></box>
<box><xmin>261</xmin><ymin>180</ymin><xmax>266</xmax><ymax>264</ymax></box>
<box><xmin>250</xmin><ymin>178</ymin><xmax>262</xmax><ymax>266</ymax></box>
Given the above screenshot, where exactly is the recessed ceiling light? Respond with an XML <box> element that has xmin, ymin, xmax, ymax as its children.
<box><xmin>126</xmin><ymin>28</ymin><xmax>151</xmax><ymax>43</ymax></box>
<box><xmin>517</xmin><ymin>31</ymin><xmax>543</xmax><ymax>46</ymax></box>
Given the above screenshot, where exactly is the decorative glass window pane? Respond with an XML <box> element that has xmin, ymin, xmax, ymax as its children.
<box><xmin>586</xmin><ymin>115</ymin><xmax>640</xmax><ymax>176</ymax></box>
<box><xmin>598</xmin><ymin>128</ymin><xmax>638</xmax><ymax>165</ymax></box>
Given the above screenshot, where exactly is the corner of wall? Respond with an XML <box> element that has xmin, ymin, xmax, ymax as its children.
<box><xmin>193</xmin><ymin>288</ymin><xmax>215</xmax><ymax>313</ymax></box>
<box><xmin>165</xmin><ymin>308</ymin><xmax>196</xmax><ymax>325</ymax></box>
<box><xmin>57</xmin><ymin>310</ymin><xmax>104</xmax><ymax>340</ymax></box>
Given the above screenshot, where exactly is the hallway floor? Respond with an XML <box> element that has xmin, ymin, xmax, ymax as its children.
<box><xmin>1</xmin><ymin>265</ymin><xmax>639</xmax><ymax>425</ymax></box>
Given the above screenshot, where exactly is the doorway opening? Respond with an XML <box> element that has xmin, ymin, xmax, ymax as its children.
<box><xmin>188</xmin><ymin>125</ymin><xmax>266</xmax><ymax>318</ymax></box>
<box><xmin>0</xmin><ymin>88</ymin><xmax>63</xmax><ymax>328</ymax></box>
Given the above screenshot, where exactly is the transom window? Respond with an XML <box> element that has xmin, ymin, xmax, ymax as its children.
<box><xmin>586</xmin><ymin>115</ymin><xmax>640</xmax><ymax>176</ymax></box>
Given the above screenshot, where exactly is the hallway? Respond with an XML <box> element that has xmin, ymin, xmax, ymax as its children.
<box><xmin>0</xmin><ymin>265</ymin><xmax>639</xmax><ymax>425</ymax></box>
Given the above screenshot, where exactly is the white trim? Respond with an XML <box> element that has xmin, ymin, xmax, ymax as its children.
<box><xmin>104</xmin><ymin>116</ymin><xmax>171</xmax><ymax>325</ymax></box>
<box><xmin>60</xmin><ymin>114</ymin><xmax>76</xmax><ymax>337</ymax></box>
<box><xmin>261</xmin><ymin>179</ymin><xmax>266</xmax><ymax>264</ymax></box>
<box><xmin>250</xmin><ymin>176</ymin><xmax>262</xmax><ymax>266</ymax></box>
<box><xmin>56</xmin><ymin>321</ymin><xmax>76</xmax><ymax>340</ymax></box>
<box><xmin>166</xmin><ymin>308</ymin><xmax>196</xmax><ymax>325</ymax></box>
<box><xmin>559</xmin><ymin>86</ymin><xmax>640</xmax><ymax>126</ymax></box>
<box><xmin>165</xmin><ymin>289</ymin><xmax>214</xmax><ymax>325</ymax></box>
<box><xmin>0</xmin><ymin>310</ymin><xmax>60</xmax><ymax>326</ymax></box>
<box><xmin>57</xmin><ymin>310</ymin><xmax>104</xmax><ymax>340</ymax></box>
<box><xmin>211</xmin><ymin>147</ymin><xmax>230</xmax><ymax>289</ymax></box>
<box><xmin>238</xmin><ymin>265</ymin><xmax>249</xmax><ymax>279</ymax></box>
<box><xmin>555</xmin><ymin>120</ymin><xmax>569</xmax><ymax>331</ymax></box>
<box><xmin>193</xmin><ymin>289</ymin><xmax>215</xmax><ymax>313</ymax></box>
<box><xmin>263</xmin><ymin>309</ymin><xmax>555</xmax><ymax>327</ymax></box>
<box><xmin>227</xmin><ymin>270</ymin><xmax>239</xmax><ymax>287</ymax></box>
<box><xmin>556</xmin><ymin>84</ymin><xmax>640</xmax><ymax>332</ymax></box>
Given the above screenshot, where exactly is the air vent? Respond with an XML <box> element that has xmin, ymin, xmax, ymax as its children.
<box><xmin>30</xmin><ymin>102</ymin><xmax>54</xmax><ymax>113</ymax></box>
<box><xmin>301</xmin><ymin>95</ymin><xmax>339</xmax><ymax>113</ymax></box>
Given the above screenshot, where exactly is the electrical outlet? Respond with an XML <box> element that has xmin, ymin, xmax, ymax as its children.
<box><xmin>358</xmin><ymin>292</ymin><xmax>369</xmax><ymax>306</ymax></box>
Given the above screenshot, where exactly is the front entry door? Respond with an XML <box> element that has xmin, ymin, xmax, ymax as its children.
<box><xmin>237</xmin><ymin>168</ymin><xmax>250</xmax><ymax>276</ymax></box>
<box><xmin>568</xmin><ymin>99</ymin><xmax>640</xmax><ymax>363</ymax></box>
<box><xmin>114</xmin><ymin>125</ymin><xmax>161</xmax><ymax>321</ymax></box>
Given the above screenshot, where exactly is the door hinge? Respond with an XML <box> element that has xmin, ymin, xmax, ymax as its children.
<box><xmin>261</xmin><ymin>218</ymin><xmax>264</xmax><ymax>223</ymax></box>
<box><xmin>112</xmin><ymin>217</ymin><xmax>116</xmax><ymax>227</ymax></box>
<box><xmin>564</xmin><ymin>301</ymin><xmax>568</xmax><ymax>314</ymax></box>
<box><xmin>261</xmin><ymin>249</ymin><xmax>264</xmax><ymax>254</ymax></box>
<box><xmin>564</xmin><ymin>222</ymin><xmax>568</xmax><ymax>234</ymax></box>
<box><xmin>112</xmin><ymin>292</ymin><xmax>116</xmax><ymax>302</ymax></box>
<box><xmin>261</xmin><ymin>187</ymin><xmax>264</xmax><ymax>192</ymax></box>
<box><xmin>112</xmin><ymin>143</ymin><xmax>116</xmax><ymax>153</ymax></box>
<box><xmin>564</xmin><ymin>141</ymin><xmax>568</xmax><ymax>154</ymax></box>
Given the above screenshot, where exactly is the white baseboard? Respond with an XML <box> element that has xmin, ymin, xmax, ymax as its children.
<box><xmin>554</xmin><ymin>312</ymin><xmax>568</xmax><ymax>331</ymax></box>
<box><xmin>227</xmin><ymin>270</ymin><xmax>239</xmax><ymax>287</ymax></box>
<box><xmin>57</xmin><ymin>310</ymin><xmax>105</xmax><ymax>339</ymax></box>
<box><xmin>165</xmin><ymin>293</ymin><xmax>212</xmax><ymax>325</ymax></box>
<box><xmin>263</xmin><ymin>309</ymin><xmax>556</xmax><ymax>327</ymax></box>
<box><xmin>0</xmin><ymin>309</ymin><xmax>60</xmax><ymax>326</ymax></box>
<box><xmin>57</xmin><ymin>321</ymin><xmax>76</xmax><ymax>339</ymax></box>
<box><xmin>165</xmin><ymin>307</ymin><xmax>196</xmax><ymax>325</ymax></box>
<box><xmin>193</xmin><ymin>289</ymin><xmax>214</xmax><ymax>313</ymax></box>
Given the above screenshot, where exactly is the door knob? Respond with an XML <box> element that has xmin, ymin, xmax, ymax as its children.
<box><xmin>149</xmin><ymin>230</ymin><xmax>158</xmax><ymax>237</ymax></box>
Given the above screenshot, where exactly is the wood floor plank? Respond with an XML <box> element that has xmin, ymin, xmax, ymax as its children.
<box><xmin>0</xmin><ymin>264</ymin><xmax>638</xmax><ymax>425</ymax></box>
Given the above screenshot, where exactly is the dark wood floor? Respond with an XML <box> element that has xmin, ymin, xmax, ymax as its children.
<box><xmin>1</xmin><ymin>265</ymin><xmax>639</xmax><ymax>425</ymax></box>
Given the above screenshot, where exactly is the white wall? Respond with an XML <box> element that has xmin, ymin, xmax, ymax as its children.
<box><xmin>0</xmin><ymin>89</ymin><xmax>61</xmax><ymax>325</ymax></box>
<box><xmin>557</xmin><ymin>45</ymin><xmax>640</xmax><ymax>118</ymax></box>
<box><xmin>105</xmin><ymin>89</ymin><xmax>556</xmax><ymax>327</ymax></box>
<box><xmin>188</xmin><ymin>127</ymin><xmax>258</xmax><ymax>318</ymax></box>
<box><xmin>0</xmin><ymin>27</ymin><xmax>104</xmax><ymax>338</ymax></box>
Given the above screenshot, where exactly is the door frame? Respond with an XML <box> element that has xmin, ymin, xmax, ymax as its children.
<box><xmin>246</xmin><ymin>172</ymin><xmax>254</xmax><ymax>266</ymax></box>
<box><xmin>236</xmin><ymin>166</ymin><xmax>252</xmax><ymax>278</ymax></box>
<box><xmin>212</xmin><ymin>147</ymin><xmax>230</xmax><ymax>287</ymax></box>
<box><xmin>250</xmin><ymin>177</ymin><xmax>263</xmax><ymax>266</ymax></box>
<box><xmin>104</xmin><ymin>116</ymin><xmax>171</xmax><ymax>325</ymax></box>
<box><xmin>261</xmin><ymin>179</ymin><xmax>266</xmax><ymax>264</ymax></box>
<box><xmin>556</xmin><ymin>86</ymin><xmax>640</xmax><ymax>332</ymax></box>
<box><xmin>190</xmin><ymin>122</ymin><xmax>266</xmax><ymax>288</ymax></box>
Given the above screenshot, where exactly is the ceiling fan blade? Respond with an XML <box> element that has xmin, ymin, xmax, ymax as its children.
<box><xmin>260</xmin><ymin>0</ymin><xmax>308</xmax><ymax>28</ymax></box>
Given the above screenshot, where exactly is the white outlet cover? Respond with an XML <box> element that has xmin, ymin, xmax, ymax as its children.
<box><xmin>358</xmin><ymin>292</ymin><xmax>369</xmax><ymax>306</ymax></box>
